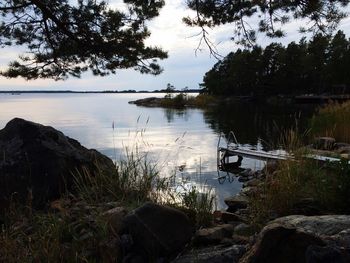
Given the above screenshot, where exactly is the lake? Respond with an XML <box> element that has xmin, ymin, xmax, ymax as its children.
<box><xmin>0</xmin><ymin>93</ymin><xmax>316</xmax><ymax>208</ymax></box>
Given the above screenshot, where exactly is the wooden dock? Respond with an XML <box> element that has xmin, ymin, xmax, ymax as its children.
<box><xmin>217</xmin><ymin>131</ymin><xmax>350</xmax><ymax>172</ymax></box>
<box><xmin>219</xmin><ymin>147</ymin><xmax>290</xmax><ymax>162</ymax></box>
<box><xmin>218</xmin><ymin>145</ymin><xmax>350</xmax><ymax>164</ymax></box>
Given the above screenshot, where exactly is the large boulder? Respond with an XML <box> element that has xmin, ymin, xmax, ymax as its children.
<box><xmin>240</xmin><ymin>215</ymin><xmax>350</xmax><ymax>263</ymax></box>
<box><xmin>0</xmin><ymin>118</ymin><xmax>115</xmax><ymax>207</ymax></box>
<box><xmin>119</xmin><ymin>202</ymin><xmax>193</xmax><ymax>261</ymax></box>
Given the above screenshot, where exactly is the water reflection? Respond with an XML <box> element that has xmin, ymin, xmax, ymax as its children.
<box><xmin>163</xmin><ymin>108</ymin><xmax>190</xmax><ymax>123</ymax></box>
<box><xmin>0</xmin><ymin>93</ymin><xmax>318</xmax><ymax>209</ymax></box>
<box><xmin>172</xmin><ymin>100</ymin><xmax>316</xmax><ymax>150</ymax></box>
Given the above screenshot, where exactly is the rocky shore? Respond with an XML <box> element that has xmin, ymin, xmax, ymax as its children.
<box><xmin>1</xmin><ymin>118</ymin><xmax>350</xmax><ymax>262</ymax></box>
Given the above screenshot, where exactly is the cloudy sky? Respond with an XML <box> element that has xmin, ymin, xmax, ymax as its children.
<box><xmin>0</xmin><ymin>1</ymin><xmax>350</xmax><ymax>91</ymax></box>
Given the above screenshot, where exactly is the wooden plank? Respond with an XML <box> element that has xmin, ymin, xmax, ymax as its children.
<box><xmin>219</xmin><ymin>147</ymin><xmax>290</xmax><ymax>161</ymax></box>
<box><xmin>219</xmin><ymin>147</ymin><xmax>350</xmax><ymax>164</ymax></box>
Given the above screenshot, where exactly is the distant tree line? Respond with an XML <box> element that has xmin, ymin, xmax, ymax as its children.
<box><xmin>202</xmin><ymin>31</ymin><xmax>350</xmax><ymax>96</ymax></box>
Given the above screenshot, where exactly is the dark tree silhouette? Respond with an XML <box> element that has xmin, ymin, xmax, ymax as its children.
<box><xmin>0</xmin><ymin>0</ymin><xmax>167</xmax><ymax>80</ymax></box>
<box><xmin>202</xmin><ymin>31</ymin><xmax>350</xmax><ymax>96</ymax></box>
<box><xmin>1</xmin><ymin>1</ymin><xmax>349</xmax><ymax>80</ymax></box>
<box><xmin>184</xmin><ymin>0</ymin><xmax>349</xmax><ymax>52</ymax></box>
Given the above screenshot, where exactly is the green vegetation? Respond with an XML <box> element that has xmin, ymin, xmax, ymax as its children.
<box><xmin>250</xmin><ymin>157</ymin><xmax>350</xmax><ymax>226</ymax></box>
<box><xmin>158</xmin><ymin>93</ymin><xmax>217</xmax><ymax>108</ymax></box>
<box><xmin>203</xmin><ymin>31</ymin><xmax>350</xmax><ymax>96</ymax></box>
<box><xmin>310</xmin><ymin>101</ymin><xmax>350</xmax><ymax>143</ymax></box>
<box><xmin>0</xmin><ymin>203</ymin><xmax>115</xmax><ymax>262</ymax></box>
<box><xmin>178</xmin><ymin>186</ymin><xmax>216</xmax><ymax>228</ymax></box>
<box><xmin>74</xmin><ymin>149</ymin><xmax>167</xmax><ymax>207</ymax></box>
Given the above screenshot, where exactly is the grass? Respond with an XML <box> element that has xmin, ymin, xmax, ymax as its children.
<box><xmin>0</xmin><ymin>201</ymin><xmax>117</xmax><ymax>262</ymax></box>
<box><xmin>73</xmin><ymin>147</ymin><xmax>169</xmax><ymax>207</ymax></box>
<box><xmin>178</xmin><ymin>186</ymin><xmax>216</xmax><ymax>228</ymax></box>
<box><xmin>310</xmin><ymin>101</ymin><xmax>350</xmax><ymax>143</ymax></box>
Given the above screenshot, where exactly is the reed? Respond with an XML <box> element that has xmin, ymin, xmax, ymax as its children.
<box><xmin>73</xmin><ymin>146</ymin><xmax>172</xmax><ymax>208</ymax></box>
<box><xmin>179</xmin><ymin>186</ymin><xmax>216</xmax><ymax>228</ymax></box>
<box><xmin>310</xmin><ymin>101</ymin><xmax>350</xmax><ymax>143</ymax></box>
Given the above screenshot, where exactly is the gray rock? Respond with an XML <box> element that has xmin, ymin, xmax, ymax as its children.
<box><xmin>240</xmin><ymin>224</ymin><xmax>325</xmax><ymax>263</ymax></box>
<box><xmin>234</xmin><ymin>223</ymin><xmax>256</xmax><ymax>236</ymax></box>
<box><xmin>306</xmin><ymin>245</ymin><xmax>350</xmax><ymax>263</ymax></box>
<box><xmin>337</xmin><ymin>146</ymin><xmax>350</xmax><ymax>154</ymax></box>
<box><xmin>225</xmin><ymin>195</ymin><xmax>249</xmax><ymax>212</ymax></box>
<box><xmin>329</xmin><ymin>229</ymin><xmax>350</xmax><ymax>248</ymax></box>
<box><xmin>334</xmin><ymin>142</ymin><xmax>350</xmax><ymax>150</ymax></box>
<box><xmin>194</xmin><ymin>224</ymin><xmax>235</xmax><ymax>246</ymax></box>
<box><xmin>239</xmin><ymin>169</ymin><xmax>254</xmax><ymax>178</ymax></box>
<box><xmin>128</xmin><ymin>97</ymin><xmax>161</xmax><ymax>107</ymax></box>
<box><xmin>271</xmin><ymin>215</ymin><xmax>350</xmax><ymax>236</ymax></box>
<box><xmin>243</xmin><ymin>178</ymin><xmax>261</xmax><ymax>188</ymax></box>
<box><xmin>103</xmin><ymin>207</ymin><xmax>128</xmax><ymax>234</ymax></box>
<box><xmin>173</xmin><ymin>244</ymin><xmax>246</xmax><ymax>263</ymax></box>
<box><xmin>120</xmin><ymin>202</ymin><xmax>193</xmax><ymax>261</ymax></box>
<box><xmin>0</xmin><ymin>118</ymin><xmax>115</xmax><ymax>207</ymax></box>
<box><xmin>240</xmin><ymin>215</ymin><xmax>350</xmax><ymax>263</ymax></box>
<box><xmin>238</xmin><ymin>176</ymin><xmax>250</xmax><ymax>183</ymax></box>
<box><xmin>313</xmin><ymin>137</ymin><xmax>336</xmax><ymax>150</ymax></box>
<box><xmin>221</xmin><ymin>212</ymin><xmax>245</xmax><ymax>224</ymax></box>
<box><xmin>239</xmin><ymin>186</ymin><xmax>258</xmax><ymax>197</ymax></box>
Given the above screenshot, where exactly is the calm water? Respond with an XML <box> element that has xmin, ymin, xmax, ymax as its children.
<box><xmin>0</xmin><ymin>93</ymin><xmax>316</xmax><ymax>208</ymax></box>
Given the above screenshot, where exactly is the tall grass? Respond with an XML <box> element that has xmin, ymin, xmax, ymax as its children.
<box><xmin>179</xmin><ymin>186</ymin><xmax>216</xmax><ymax>228</ymax></box>
<box><xmin>74</xmin><ymin>147</ymin><xmax>170</xmax><ymax>207</ymax></box>
<box><xmin>310</xmin><ymin>101</ymin><xmax>350</xmax><ymax>143</ymax></box>
<box><xmin>249</xmin><ymin>128</ymin><xmax>350</xmax><ymax>226</ymax></box>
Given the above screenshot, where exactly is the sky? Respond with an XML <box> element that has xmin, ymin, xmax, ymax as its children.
<box><xmin>1</xmin><ymin>1</ymin><xmax>350</xmax><ymax>92</ymax></box>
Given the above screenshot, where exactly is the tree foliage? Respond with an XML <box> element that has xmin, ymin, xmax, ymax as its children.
<box><xmin>0</xmin><ymin>0</ymin><xmax>167</xmax><ymax>80</ymax></box>
<box><xmin>185</xmin><ymin>0</ymin><xmax>350</xmax><ymax>49</ymax></box>
<box><xmin>202</xmin><ymin>30</ymin><xmax>350</xmax><ymax>96</ymax></box>
<box><xmin>0</xmin><ymin>1</ymin><xmax>349</xmax><ymax>80</ymax></box>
